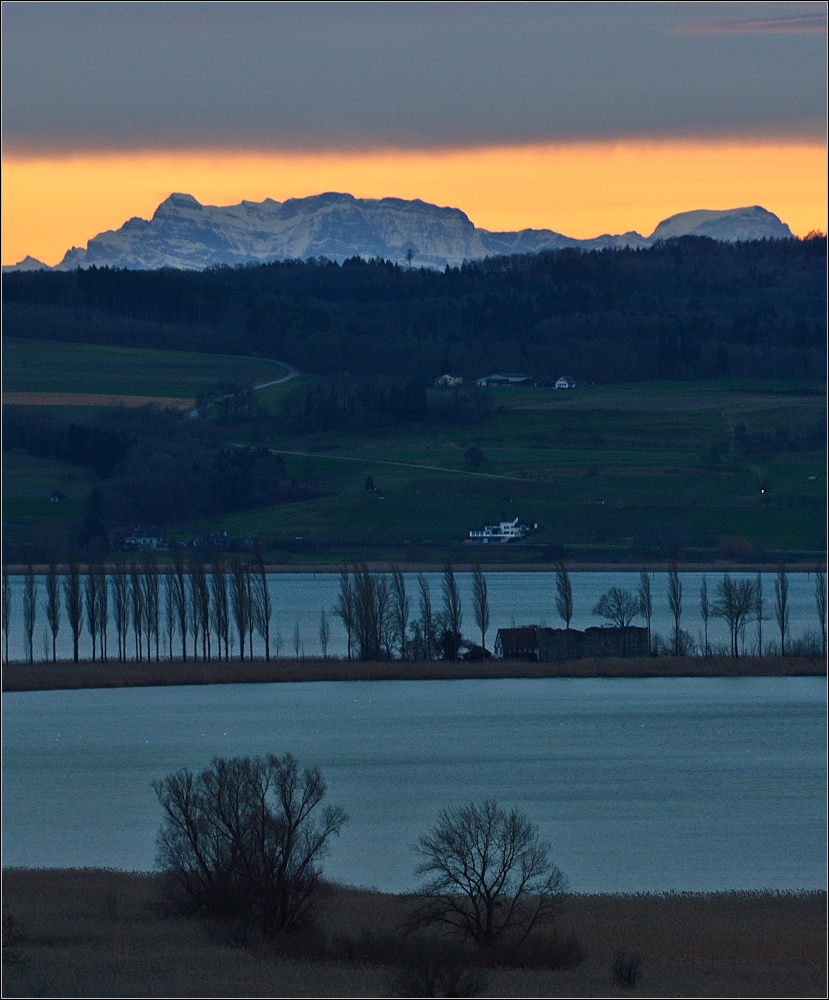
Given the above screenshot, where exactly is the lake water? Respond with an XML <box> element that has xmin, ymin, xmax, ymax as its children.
<box><xmin>4</xmin><ymin>570</ymin><xmax>824</xmax><ymax>662</ymax></box>
<box><xmin>3</xmin><ymin>678</ymin><xmax>825</xmax><ymax>893</ymax></box>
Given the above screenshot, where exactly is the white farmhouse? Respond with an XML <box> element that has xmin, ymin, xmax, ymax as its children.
<box><xmin>469</xmin><ymin>517</ymin><xmax>526</xmax><ymax>544</ymax></box>
<box><xmin>555</xmin><ymin>376</ymin><xmax>576</xmax><ymax>389</ymax></box>
<box><xmin>434</xmin><ymin>374</ymin><xmax>463</xmax><ymax>388</ymax></box>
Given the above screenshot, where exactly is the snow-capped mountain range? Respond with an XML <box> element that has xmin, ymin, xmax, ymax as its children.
<box><xmin>5</xmin><ymin>194</ymin><xmax>794</xmax><ymax>273</ymax></box>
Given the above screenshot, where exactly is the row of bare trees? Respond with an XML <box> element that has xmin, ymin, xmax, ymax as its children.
<box><xmin>554</xmin><ymin>561</ymin><xmax>827</xmax><ymax>658</ymax></box>
<box><xmin>333</xmin><ymin>563</ymin><xmax>490</xmax><ymax>662</ymax></box>
<box><xmin>1</xmin><ymin>544</ymin><xmax>273</xmax><ymax>665</ymax></box>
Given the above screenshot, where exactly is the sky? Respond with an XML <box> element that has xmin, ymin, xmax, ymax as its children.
<box><xmin>2</xmin><ymin>1</ymin><xmax>826</xmax><ymax>266</ymax></box>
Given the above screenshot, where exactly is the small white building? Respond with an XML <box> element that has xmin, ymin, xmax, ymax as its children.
<box><xmin>475</xmin><ymin>373</ymin><xmax>531</xmax><ymax>388</ymax></box>
<box><xmin>555</xmin><ymin>376</ymin><xmax>576</xmax><ymax>389</ymax></box>
<box><xmin>434</xmin><ymin>374</ymin><xmax>463</xmax><ymax>388</ymax></box>
<box><xmin>469</xmin><ymin>517</ymin><xmax>526</xmax><ymax>544</ymax></box>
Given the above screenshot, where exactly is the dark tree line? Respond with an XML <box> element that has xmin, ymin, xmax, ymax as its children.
<box><xmin>4</xmin><ymin>235</ymin><xmax>824</xmax><ymax>383</ymax></box>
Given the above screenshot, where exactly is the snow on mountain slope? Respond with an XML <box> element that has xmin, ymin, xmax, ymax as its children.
<box><xmin>18</xmin><ymin>194</ymin><xmax>795</xmax><ymax>273</ymax></box>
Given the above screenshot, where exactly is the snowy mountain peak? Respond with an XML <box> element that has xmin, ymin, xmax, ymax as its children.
<box><xmin>5</xmin><ymin>195</ymin><xmax>796</xmax><ymax>273</ymax></box>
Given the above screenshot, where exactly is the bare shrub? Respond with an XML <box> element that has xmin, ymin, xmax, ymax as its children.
<box><xmin>153</xmin><ymin>753</ymin><xmax>347</xmax><ymax>938</ymax></box>
<box><xmin>2</xmin><ymin>911</ymin><xmax>26</xmax><ymax>966</ymax></box>
<box><xmin>391</xmin><ymin>941</ymin><xmax>490</xmax><ymax>998</ymax></box>
<box><xmin>612</xmin><ymin>949</ymin><xmax>642</xmax><ymax>989</ymax></box>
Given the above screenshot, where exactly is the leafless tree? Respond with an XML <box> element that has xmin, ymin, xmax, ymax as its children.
<box><xmin>112</xmin><ymin>559</ymin><xmax>130</xmax><ymax>662</ymax></box>
<box><xmin>191</xmin><ymin>562</ymin><xmax>211</xmax><ymax>661</ymax></box>
<box><xmin>415</xmin><ymin>572</ymin><xmax>436</xmax><ymax>660</ymax></box>
<box><xmin>699</xmin><ymin>575</ymin><xmax>710</xmax><ymax>657</ymax></box>
<box><xmin>774</xmin><ymin>563</ymin><xmax>789</xmax><ymax>656</ymax></box>
<box><xmin>252</xmin><ymin>542</ymin><xmax>271</xmax><ymax>661</ymax></box>
<box><xmin>187</xmin><ymin>560</ymin><xmax>202</xmax><ymax>661</ymax></box>
<box><xmin>23</xmin><ymin>565</ymin><xmax>38</xmax><ymax>664</ymax></box>
<box><xmin>319</xmin><ymin>605</ymin><xmax>331</xmax><ymax>660</ymax></box>
<box><xmin>2</xmin><ymin>565</ymin><xmax>11</xmax><ymax>664</ymax></box>
<box><xmin>153</xmin><ymin>754</ymin><xmax>347</xmax><ymax>936</ymax></box>
<box><xmin>85</xmin><ymin>568</ymin><xmax>100</xmax><ymax>661</ymax></box>
<box><xmin>712</xmin><ymin>575</ymin><xmax>756</xmax><ymax>657</ymax></box>
<box><xmin>391</xmin><ymin>566</ymin><xmax>410</xmax><ymax>660</ymax></box>
<box><xmin>211</xmin><ymin>556</ymin><xmax>230</xmax><ymax>660</ymax></box>
<box><xmin>441</xmin><ymin>563</ymin><xmax>463</xmax><ymax>661</ymax></box>
<box><xmin>230</xmin><ymin>557</ymin><xmax>250</xmax><ymax>661</ymax></box>
<box><xmin>352</xmin><ymin>563</ymin><xmax>389</xmax><ymax>661</ymax></box>
<box><xmin>638</xmin><ymin>570</ymin><xmax>652</xmax><ymax>654</ymax></box>
<box><xmin>163</xmin><ymin>568</ymin><xmax>176</xmax><ymax>660</ymax></box>
<box><xmin>95</xmin><ymin>564</ymin><xmax>109</xmax><ymax>662</ymax></box>
<box><xmin>63</xmin><ymin>554</ymin><xmax>83</xmax><ymax>663</ymax></box>
<box><xmin>754</xmin><ymin>573</ymin><xmax>766</xmax><ymax>656</ymax></box>
<box><xmin>130</xmin><ymin>564</ymin><xmax>145</xmax><ymax>661</ymax></box>
<box><xmin>472</xmin><ymin>564</ymin><xmax>490</xmax><ymax>653</ymax></box>
<box><xmin>44</xmin><ymin>562</ymin><xmax>61</xmax><ymax>662</ymax></box>
<box><xmin>142</xmin><ymin>560</ymin><xmax>160</xmax><ymax>661</ymax></box>
<box><xmin>667</xmin><ymin>565</ymin><xmax>683</xmax><ymax>656</ymax></box>
<box><xmin>592</xmin><ymin>587</ymin><xmax>639</xmax><ymax>628</ymax></box>
<box><xmin>816</xmin><ymin>569</ymin><xmax>827</xmax><ymax>657</ymax></box>
<box><xmin>245</xmin><ymin>560</ymin><xmax>255</xmax><ymax>659</ymax></box>
<box><xmin>554</xmin><ymin>560</ymin><xmax>574</xmax><ymax>634</ymax></box>
<box><xmin>409</xmin><ymin>800</ymin><xmax>567</xmax><ymax>948</ymax></box>
<box><xmin>171</xmin><ymin>545</ymin><xmax>189</xmax><ymax>661</ymax></box>
<box><xmin>334</xmin><ymin>565</ymin><xmax>355</xmax><ymax>661</ymax></box>
<box><xmin>293</xmin><ymin>620</ymin><xmax>302</xmax><ymax>659</ymax></box>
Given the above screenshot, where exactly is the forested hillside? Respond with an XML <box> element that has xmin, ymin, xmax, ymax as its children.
<box><xmin>3</xmin><ymin>236</ymin><xmax>825</xmax><ymax>383</ymax></box>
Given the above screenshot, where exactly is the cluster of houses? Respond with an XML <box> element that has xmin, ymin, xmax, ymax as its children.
<box><xmin>434</xmin><ymin>373</ymin><xmax>576</xmax><ymax>389</ymax></box>
<box><xmin>121</xmin><ymin>529</ymin><xmax>236</xmax><ymax>552</ymax></box>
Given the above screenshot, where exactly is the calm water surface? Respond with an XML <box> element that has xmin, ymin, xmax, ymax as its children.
<box><xmin>3</xmin><ymin>678</ymin><xmax>825</xmax><ymax>892</ymax></box>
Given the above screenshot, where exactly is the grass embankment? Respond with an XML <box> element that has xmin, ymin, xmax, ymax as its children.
<box><xmin>3</xmin><ymin>656</ymin><xmax>824</xmax><ymax>693</ymax></box>
<box><xmin>2</xmin><ymin>870</ymin><xmax>824</xmax><ymax>998</ymax></box>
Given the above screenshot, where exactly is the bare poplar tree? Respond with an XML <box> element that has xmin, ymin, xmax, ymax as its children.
<box><xmin>554</xmin><ymin>561</ymin><xmax>574</xmax><ymax>636</ymax></box>
<box><xmin>293</xmin><ymin>620</ymin><xmax>302</xmax><ymax>659</ymax></box>
<box><xmin>95</xmin><ymin>564</ymin><xmax>109</xmax><ymax>662</ymax></box>
<box><xmin>85</xmin><ymin>569</ymin><xmax>99</xmax><ymax>662</ymax></box>
<box><xmin>252</xmin><ymin>542</ymin><xmax>271</xmax><ymax>661</ymax></box>
<box><xmin>245</xmin><ymin>560</ymin><xmax>256</xmax><ymax>659</ymax></box>
<box><xmin>187</xmin><ymin>561</ymin><xmax>202</xmax><ymax>661</ymax></box>
<box><xmin>142</xmin><ymin>560</ymin><xmax>160</xmax><ymax>661</ymax></box>
<box><xmin>417</xmin><ymin>572</ymin><xmax>435</xmax><ymax>660</ymax></box>
<box><xmin>774</xmin><ymin>563</ymin><xmax>789</xmax><ymax>656</ymax></box>
<box><xmin>230</xmin><ymin>557</ymin><xmax>249</xmax><ymax>661</ymax></box>
<box><xmin>63</xmin><ymin>554</ymin><xmax>83</xmax><ymax>663</ymax></box>
<box><xmin>390</xmin><ymin>566</ymin><xmax>410</xmax><ymax>660</ymax></box>
<box><xmin>112</xmin><ymin>559</ymin><xmax>130</xmax><ymax>661</ymax></box>
<box><xmin>191</xmin><ymin>562</ymin><xmax>211</xmax><ymax>661</ymax></box>
<box><xmin>353</xmin><ymin>564</ymin><xmax>383</xmax><ymax>661</ymax></box>
<box><xmin>23</xmin><ymin>565</ymin><xmax>38</xmax><ymax>664</ymax></box>
<box><xmin>171</xmin><ymin>545</ymin><xmax>188</xmax><ymax>661</ymax></box>
<box><xmin>211</xmin><ymin>556</ymin><xmax>229</xmax><ymax>660</ymax></box>
<box><xmin>164</xmin><ymin>568</ymin><xmax>176</xmax><ymax>660</ymax></box>
<box><xmin>754</xmin><ymin>573</ymin><xmax>766</xmax><ymax>656</ymax></box>
<box><xmin>816</xmin><ymin>569</ymin><xmax>827</xmax><ymax>657</ymax></box>
<box><xmin>44</xmin><ymin>562</ymin><xmax>61</xmax><ymax>662</ymax></box>
<box><xmin>319</xmin><ymin>605</ymin><xmax>331</xmax><ymax>660</ymax></box>
<box><xmin>2</xmin><ymin>565</ymin><xmax>11</xmax><ymax>664</ymax></box>
<box><xmin>667</xmin><ymin>564</ymin><xmax>683</xmax><ymax>656</ymax></box>
<box><xmin>638</xmin><ymin>569</ymin><xmax>652</xmax><ymax>654</ymax></box>
<box><xmin>130</xmin><ymin>565</ymin><xmax>145</xmax><ymax>662</ymax></box>
<box><xmin>441</xmin><ymin>563</ymin><xmax>463</xmax><ymax>661</ymax></box>
<box><xmin>471</xmin><ymin>563</ymin><xmax>490</xmax><ymax>652</ymax></box>
<box><xmin>334</xmin><ymin>565</ymin><xmax>355</xmax><ymax>661</ymax></box>
<box><xmin>712</xmin><ymin>575</ymin><xmax>755</xmax><ymax>658</ymax></box>
<box><xmin>699</xmin><ymin>575</ymin><xmax>710</xmax><ymax>657</ymax></box>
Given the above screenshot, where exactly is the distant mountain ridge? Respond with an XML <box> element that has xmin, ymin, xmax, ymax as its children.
<box><xmin>4</xmin><ymin>195</ymin><xmax>794</xmax><ymax>273</ymax></box>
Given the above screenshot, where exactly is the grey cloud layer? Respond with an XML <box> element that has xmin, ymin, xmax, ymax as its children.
<box><xmin>2</xmin><ymin>1</ymin><xmax>825</xmax><ymax>153</ymax></box>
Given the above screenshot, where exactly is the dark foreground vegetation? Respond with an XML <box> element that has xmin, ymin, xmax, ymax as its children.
<box><xmin>4</xmin><ymin>236</ymin><xmax>825</xmax><ymax>383</ymax></box>
<box><xmin>3</xmin><ymin>656</ymin><xmax>825</xmax><ymax>693</ymax></box>
<box><xmin>3</xmin><ymin>869</ymin><xmax>824</xmax><ymax>997</ymax></box>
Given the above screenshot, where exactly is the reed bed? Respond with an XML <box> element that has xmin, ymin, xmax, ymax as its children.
<box><xmin>3</xmin><ymin>655</ymin><xmax>824</xmax><ymax>693</ymax></box>
<box><xmin>2</xmin><ymin>869</ymin><xmax>824</xmax><ymax>997</ymax></box>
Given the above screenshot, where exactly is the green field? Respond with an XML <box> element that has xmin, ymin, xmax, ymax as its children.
<box><xmin>2</xmin><ymin>351</ymin><xmax>825</xmax><ymax>563</ymax></box>
<box><xmin>2</xmin><ymin>340</ymin><xmax>286</xmax><ymax>398</ymax></box>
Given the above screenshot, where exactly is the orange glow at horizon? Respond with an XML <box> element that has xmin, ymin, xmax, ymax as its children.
<box><xmin>3</xmin><ymin>142</ymin><xmax>826</xmax><ymax>267</ymax></box>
